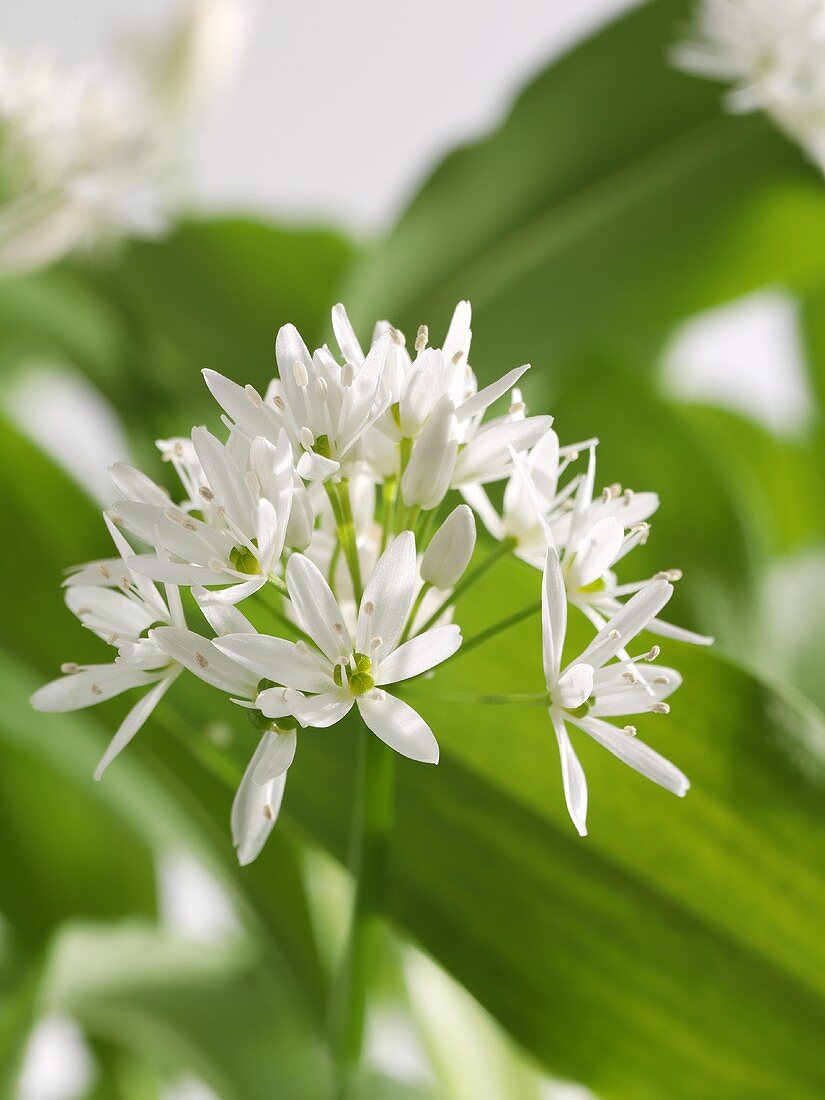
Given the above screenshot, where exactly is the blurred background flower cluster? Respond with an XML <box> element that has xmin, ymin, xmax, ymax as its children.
<box><xmin>1</xmin><ymin>1</ymin><xmax>824</xmax><ymax>1098</ymax></box>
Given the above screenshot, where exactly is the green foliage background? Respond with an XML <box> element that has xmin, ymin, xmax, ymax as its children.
<box><xmin>1</xmin><ymin>1</ymin><xmax>824</xmax><ymax>1096</ymax></box>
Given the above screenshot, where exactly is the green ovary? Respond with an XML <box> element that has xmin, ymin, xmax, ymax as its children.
<box><xmin>334</xmin><ymin>653</ymin><xmax>375</xmax><ymax>697</ymax></box>
<box><xmin>229</xmin><ymin>545</ymin><xmax>262</xmax><ymax>575</ymax></box>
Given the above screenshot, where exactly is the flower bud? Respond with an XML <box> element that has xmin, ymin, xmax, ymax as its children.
<box><xmin>421</xmin><ymin>505</ymin><xmax>476</xmax><ymax>589</ymax></box>
<box><xmin>401</xmin><ymin>395</ymin><xmax>458</xmax><ymax>511</ymax></box>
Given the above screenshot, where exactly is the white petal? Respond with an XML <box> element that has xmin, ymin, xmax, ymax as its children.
<box><xmin>357</xmin><ymin>690</ymin><xmax>439</xmax><ymax>763</ymax></box>
<box><xmin>232</xmin><ymin>735</ymin><xmax>287</xmax><ymax>865</ymax></box>
<box><xmin>452</xmin><ymin>415</ymin><xmax>552</xmax><ymax>485</ymax></box>
<box><xmin>151</xmin><ymin>628</ymin><xmax>258</xmax><ymax>696</ymax></box>
<box><xmin>569</xmin><ymin>518</ymin><xmax>625</xmax><ymax>588</ymax></box>
<box><xmin>400</xmin><ymin>395</ymin><xmax>458</xmax><ymax>511</ymax></box>
<box><xmin>128</xmin><ymin>556</ymin><xmax>229</xmax><ymax>586</ymax></box>
<box><xmin>576</xmin><ymin>580</ymin><xmax>674</xmax><ymax>670</ymax></box>
<box><xmin>647</xmin><ymin>617</ymin><xmax>714</xmax><ymax>646</ymax></box>
<box><xmin>332</xmin><ymin>303</ymin><xmax>365</xmax><ymax>365</ymax></box>
<box><xmin>193</xmin><ymin>587</ymin><xmax>257</xmax><ymax>636</ymax></box>
<box><xmin>191</xmin><ymin>426</ymin><xmax>254</xmax><ymax>535</ymax></box>
<box><xmin>202</xmin><ymin>369</ymin><xmax>280</xmax><ymax>441</ymax></box>
<box><xmin>292</xmin><ymin>690</ymin><xmax>353</xmax><ymax>729</ymax></box>
<box><xmin>542</xmin><ymin>548</ymin><xmax>567</xmax><ymax>687</ymax></box>
<box><xmin>109</xmin><ymin>462</ymin><xmax>170</xmax><ymax>506</ymax></box>
<box><xmin>376</xmin><ymin>624</ymin><xmax>462</xmax><ymax>685</ymax></box>
<box><xmin>571</xmin><ymin>715</ymin><xmax>689</xmax><ymax>796</ymax></box>
<box><xmin>357</xmin><ymin>531</ymin><xmax>416</xmax><ymax>661</ymax></box>
<box><xmin>65</xmin><ymin>585</ymin><xmax>157</xmax><ymax>641</ymax></box>
<box><xmin>551</xmin><ymin>712</ymin><xmax>588</xmax><ymax>836</ymax></box>
<box><xmin>442</xmin><ymin>300</ymin><xmax>472</xmax><ymax>365</ymax></box>
<box><xmin>296</xmin><ymin>451</ymin><xmax>340</xmax><ymax>481</ymax></box>
<box><xmin>256</xmin><ymin>685</ymin><xmax>302</xmax><ymax>719</ymax></box>
<box><xmin>251</xmin><ymin>728</ymin><xmax>297</xmax><ymax>785</ymax></box>
<box><xmin>460</xmin><ymin>484</ymin><xmax>505</xmax><ymax>540</ymax></box>
<box><xmin>30</xmin><ymin>665</ymin><xmax>157</xmax><ymax>712</ymax></box>
<box><xmin>94</xmin><ymin>674</ymin><xmax>177</xmax><ymax>780</ymax></box>
<box><xmin>286</xmin><ymin>553</ymin><xmax>350</xmax><ymax>660</ymax></box>
<box><xmin>455</xmin><ymin>364</ymin><xmax>530</xmax><ymax>423</ymax></box>
<box><xmin>214</xmin><ymin>633</ymin><xmax>334</xmax><ymax>693</ymax></box>
<box><xmin>554</xmin><ymin>663</ymin><xmax>594</xmax><ymax>710</ymax></box>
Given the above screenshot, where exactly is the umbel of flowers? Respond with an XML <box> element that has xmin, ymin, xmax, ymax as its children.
<box><xmin>32</xmin><ymin>301</ymin><xmax>711</xmax><ymax>862</ymax></box>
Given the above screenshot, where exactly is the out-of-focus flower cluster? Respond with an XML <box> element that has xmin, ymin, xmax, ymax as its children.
<box><xmin>32</xmin><ymin>302</ymin><xmax>711</xmax><ymax>861</ymax></box>
<box><xmin>674</xmin><ymin>0</ymin><xmax>825</xmax><ymax>173</ymax></box>
<box><xmin>0</xmin><ymin>0</ymin><xmax>248</xmax><ymax>274</ymax></box>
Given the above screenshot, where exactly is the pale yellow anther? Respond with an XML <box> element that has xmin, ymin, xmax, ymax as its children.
<box><xmin>415</xmin><ymin>324</ymin><xmax>429</xmax><ymax>352</ymax></box>
<box><xmin>245</xmin><ymin>383</ymin><xmax>263</xmax><ymax>407</ymax></box>
<box><xmin>292</xmin><ymin>361</ymin><xmax>309</xmax><ymax>387</ymax></box>
<box><xmin>199</xmin><ymin>486</ymin><xmax>214</xmax><ymax>501</ymax></box>
<box><xmin>194</xmin><ymin>652</ymin><xmax>209</xmax><ymax>669</ymax></box>
<box><xmin>61</xmin><ymin>662</ymin><xmax>79</xmax><ymax>674</ymax></box>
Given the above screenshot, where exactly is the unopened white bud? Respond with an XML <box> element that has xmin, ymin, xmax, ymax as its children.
<box><xmin>285</xmin><ymin>479</ymin><xmax>314</xmax><ymax>550</ymax></box>
<box><xmin>421</xmin><ymin>505</ymin><xmax>477</xmax><ymax>590</ymax></box>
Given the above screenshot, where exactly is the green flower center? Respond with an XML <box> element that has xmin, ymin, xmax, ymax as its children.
<box><xmin>229</xmin><ymin>542</ymin><xmax>261</xmax><ymax>575</ymax></box>
<box><xmin>333</xmin><ymin>652</ymin><xmax>375</xmax><ymax>697</ymax></box>
<box><xmin>314</xmin><ymin>434</ymin><xmax>332</xmax><ymax>459</ymax></box>
<box><xmin>577</xmin><ymin>576</ymin><xmax>606</xmax><ymax>595</ymax></box>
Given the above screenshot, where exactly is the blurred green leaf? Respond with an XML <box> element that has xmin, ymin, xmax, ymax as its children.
<box><xmin>343</xmin><ymin>0</ymin><xmax>825</xmax><ymax>384</ymax></box>
<box><xmin>79</xmin><ymin>217</ymin><xmax>356</xmax><ymax>437</ymax></box>
<box><xmin>679</xmin><ymin>402</ymin><xmax>825</xmax><ymax>555</ymax></box>
<box><xmin>43</xmin><ymin>922</ymin><xmax>331</xmax><ymax>1100</ymax></box>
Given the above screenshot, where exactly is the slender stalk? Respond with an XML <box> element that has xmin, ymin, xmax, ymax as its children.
<box><xmin>330</xmin><ymin>723</ymin><xmax>395</xmax><ymax>1098</ymax></box>
<box><xmin>378</xmin><ymin>478</ymin><xmax>398</xmax><ymax>551</ymax></box>
<box><xmin>458</xmin><ymin>597</ymin><xmax>542</xmax><ymax>657</ymax></box>
<box><xmin>414</xmin><ymin>538</ymin><xmax>516</xmax><ymax>637</ymax></box>
<box><xmin>327</xmin><ymin>480</ymin><xmax>363</xmax><ymax>603</ymax></box>
<box><xmin>399</xmin><ymin>581</ymin><xmax>431</xmax><ymax>646</ymax></box>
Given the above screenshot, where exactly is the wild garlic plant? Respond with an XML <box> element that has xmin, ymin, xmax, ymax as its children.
<box><xmin>31</xmin><ymin>300</ymin><xmax>710</xmax><ymax>1085</ymax></box>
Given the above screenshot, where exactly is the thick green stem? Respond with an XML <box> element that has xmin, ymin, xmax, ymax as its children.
<box><xmin>414</xmin><ymin>538</ymin><xmax>516</xmax><ymax>637</ymax></box>
<box><xmin>330</xmin><ymin>724</ymin><xmax>395</xmax><ymax>1097</ymax></box>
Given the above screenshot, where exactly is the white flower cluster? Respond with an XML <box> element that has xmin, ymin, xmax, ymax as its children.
<box><xmin>32</xmin><ymin>302</ymin><xmax>710</xmax><ymax>861</ymax></box>
<box><xmin>673</xmin><ymin>0</ymin><xmax>825</xmax><ymax>172</ymax></box>
<box><xmin>0</xmin><ymin>0</ymin><xmax>248</xmax><ymax>275</ymax></box>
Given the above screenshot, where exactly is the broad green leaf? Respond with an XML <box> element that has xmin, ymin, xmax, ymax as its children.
<box><xmin>342</xmin><ymin>0</ymin><xmax>825</xmax><ymax>383</ymax></box>
<box><xmin>43</xmin><ymin>922</ymin><xmax>331</xmax><ymax>1100</ymax></box>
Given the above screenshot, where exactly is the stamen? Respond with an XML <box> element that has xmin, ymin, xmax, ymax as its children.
<box><xmin>509</xmin><ymin>398</ymin><xmax>526</xmax><ymax>416</ymax></box>
<box><xmin>623</xmin><ymin>488</ymin><xmax>635</xmax><ymax>505</ymax></box>
<box><xmin>370</xmin><ymin>636</ymin><xmax>383</xmax><ymax>651</ymax></box>
<box><xmin>199</xmin><ymin>486</ymin><xmax>214</xmax><ymax>501</ymax></box>
<box><xmin>194</xmin><ymin>652</ymin><xmax>209</xmax><ymax>669</ymax></box>
<box><xmin>451</xmin><ymin>351</ymin><xmax>463</xmax><ymax>366</ymax></box>
<box><xmin>651</xmin><ymin>702</ymin><xmax>670</xmax><ymax>715</ymax></box>
<box><xmin>609</xmin><ymin>629</ymin><xmax>622</xmax><ymax>640</ymax></box>
<box><xmin>292</xmin><ymin>361</ymin><xmax>309</xmax><ymax>387</ymax></box>
<box><xmin>183</xmin><ymin>520</ymin><xmax>198</xmax><ymax>532</ymax></box>
<box><xmin>655</xmin><ymin>569</ymin><xmax>682</xmax><ymax>582</ymax></box>
<box><xmin>263</xmin><ymin>803</ymin><xmax>275</xmax><ymax>821</ymax></box>
<box><xmin>91</xmin><ymin>684</ymin><xmax>103</xmax><ymax>696</ymax></box>
<box><xmin>644</xmin><ymin>645</ymin><xmax>660</xmax><ymax>662</ymax></box>
<box><xmin>273</xmin><ymin>394</ymin><xmax>286</xmax><ymax>411</ymax></box>
<box><xmin>652</xmin><ymin>675</ymin><xmax>669</xmax><ymax>685</ymax></box>
<box><xmin>622</xmin><ymin>671</ymin><xmax>638</xmax><ymax>684</ymax></box>
<box><xmin>209</xmin><ymin>557</ymin><xmax>228</xmax><ymax>573</ymax></box>
<box><xmin>61</xmin><ymin>662</ymin><xmax>79</xmax><ymax>674</ymax></box>
<box><xmin>295</xmin><ymin>640</ymin><xmax>308</xmax><ymax>654</ymax></box>
<box><xmin>164</xmin><ymin>507</ymin><xmax>187</xmax><ymax>526</ymax></box>
<box><xmin>299</xmin><ymin>426</ymin><xmax>315</xmax><ymax>450</ymax></box>
<box><xmin>118</xmin><ymin>576</ymin><xmax>132</xmax><ymax>592</ymax></box>
<box><xmin>623</xmin><ymin>725</ymin><xmax>637</xmax><ymax>736</ymax></box>
<box><xmin>389</xmin><ymin>327</ymin><xmax>406</xmax><ymax>347</ymax></box>
<box><xmin>98</xmin><ymin>564</ymin><xmax>111</xmax><ymax>579</ymax></box>
<box><xmin>363</xmin><ymin>600</ymin><xmax>375</xmax><ymax>616</ymax></box>
<box><xmin>76</xmin><ymin>607</ymin><xmax>92</xmax><ymax>616</ymax></box>
<box><xmin>315</xmin><ymin>377</ymin><xmax>328</xmax><ymax>401</ymax></box>
<box><xmin>333</xmin><ymin>622</ymin><xmax>345</xmax><ymax>634</ymax></box>
<box><xmin>341</xmin><ymin>363</ymin><xmax>355</xmax><ymax>387</ymax></box>
<box><xmin>107</xmin><ymin>633</ymin><xmax>118</xmax><ymax>646</ymax></box>
<box><xmin>245</xmin><ymin>384</ymin><xmax>263</xmax><ymax>407</ymax></box>
<box><xmin>415</xmin><ymin>324</ymin><xmax>429</xmax><ymax>352</ymax></box>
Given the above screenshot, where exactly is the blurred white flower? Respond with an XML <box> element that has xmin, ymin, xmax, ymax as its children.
<box><xmin>541</xmin><ymin>547</ymin><xmax>688</xmax><ymax>836</ymax></box>
<box><xmin>673</xmin><ymin>0</ymin><xmax>825</xmax><ymax>172</ymax></box>
<box><xmin>0</xmin><ymin>1</ymin><xmax>249</xmax><ymax>275</ymax></box>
